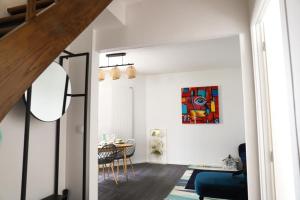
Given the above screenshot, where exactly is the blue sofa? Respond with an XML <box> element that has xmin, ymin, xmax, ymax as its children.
<box><xmin>194</xmin><ymin>144</ymin><xmax>247</xmax><ymax>200</ymax></box>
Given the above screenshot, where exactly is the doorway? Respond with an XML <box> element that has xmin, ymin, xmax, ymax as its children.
<box><xmin>252</xmin><ymin>0</ymin><xmax>300</xmax><ymax>199</ymax></box>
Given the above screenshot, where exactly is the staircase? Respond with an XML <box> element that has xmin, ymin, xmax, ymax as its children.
<box><xmin>0</xmin><ymin>0</ymin><xmax>113</xmax><ymax>121</ymax></box>
<box><xmin>0</xmin><ymin>0</ymin><xmax>54</xmax><ymax>38</ymax></box>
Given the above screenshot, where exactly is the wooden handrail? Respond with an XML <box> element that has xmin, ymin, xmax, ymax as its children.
<box><xmin>0</xmin><ymin>0</ymin><xmax>113</xmax><ymax>121</ymax></box>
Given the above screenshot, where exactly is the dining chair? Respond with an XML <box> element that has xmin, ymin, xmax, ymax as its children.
<box><xmin>126</xmin><ymin>139</ymin><xmax>136</xmax><ymax>176</ymax></box>
<box><xmin>115</xmin><ymin>148</ymin><xmax>124</xmax><ymax>179</ymax></box>
<box><xmin>114</xmin><ymin>139</ymin><xmax>136</xmax><ymax>178</ymax></box>
<box><xmin>98</xmin><ymin>144</ymin><xmax>118</xmax><ymax>184</ymax></box>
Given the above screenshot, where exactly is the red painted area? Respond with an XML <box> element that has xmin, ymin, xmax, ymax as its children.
<box><xmin>181</xmin><ymin>86</ymin><xmax>219</xmax><ymax>124</ymax></box>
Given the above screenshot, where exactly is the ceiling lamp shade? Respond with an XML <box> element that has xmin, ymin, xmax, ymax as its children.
<box><xmin>98</xmin><ymin>69</ymin><xmax>105</xmax><ymax>81</ymax></box>
<box><xmin>126</xmin><ymin>66</ymin><xmax>136</xmax><ymax>79</ymax></box>
<box><xmin>110</xmin><ymin>67</ymin><xmax>121</xmax><ymax>80</ymax></box>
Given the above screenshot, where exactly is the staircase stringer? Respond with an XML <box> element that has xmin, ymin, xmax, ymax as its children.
<box><xmin>0</xmin><ymin>0</ymin><xmax>113</xmax><ymax>121</ymax></box>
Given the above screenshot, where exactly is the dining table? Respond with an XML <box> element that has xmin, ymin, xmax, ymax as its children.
<box><xmin>98</xmin><ymin>143</ymin><xmax>133</xmax><ymax>179</ymax></box>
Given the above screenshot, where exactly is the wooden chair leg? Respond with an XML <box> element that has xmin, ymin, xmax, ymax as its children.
<box><xmin>117</xmin><ymin>160</ymin><xmax>120</xmax><ymax>178</ymax></box>
<box><xmin>99</xmin><ymin>164</ymin><xmax>103</xmax><ymax>178</ymax></box>
<box><xmin>107</xmin><ymin>163</ymin><xmax>110</xmax><ymax>177</ymax></box>
<box><xmin>110</xmin><ymin>162</ymin><xmax>118</xmax><ymax>184</ymax></box>
<box><xmin>112</xmin><ymin>161</ymin><xmax>119</xmax><ymax>181</ymax></box>
<box><xmin>102</xmin><ymin>164</ymin><xmax>105</xmax><ymax>180</ymax></box>
<box><xmin>123</xmin><ymin>158</ymin><xmax>126</xmax><ymax>175</ymax></box>
<box><xmin>114</xmin><ymin>161</ymin><xmax>119</xmax><ymax>181</ymax></box>
<box><xmin>128</xmin><ymin>158</ymin><xmax>135</xmax><ymax>176</ymax></box>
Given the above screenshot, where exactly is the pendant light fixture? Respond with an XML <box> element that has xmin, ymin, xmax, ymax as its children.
<box><xmin>99</xmin><ymin>52</ymin><xmax>136</xmax><ymax>81</ymax></box>
<box><xmin>98</xmin><ymin>69</ymin><xmax>105</xmax><ymax>81</ymax></box>
<box><xmin>126</xmin><ymin>65</ymin><xmax>136</xmax><ymax>79</ymax></box>
<box><xmin>110</xmin><ymin>67</ymin><xmax>121</xmax><ymax>80</ymax></box>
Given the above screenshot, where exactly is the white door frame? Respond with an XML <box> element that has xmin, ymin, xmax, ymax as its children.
<box><xmin>251</xmin><ymin>3</ymin><xmax>276</xmax><ymax>198</ymax></box>
<box><xmin>251</xmin><ymin>0</ymin><xmax>300</xmax><ymax>199</ymax></box>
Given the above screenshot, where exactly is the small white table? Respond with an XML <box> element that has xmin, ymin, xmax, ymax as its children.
<box><xmin>189</xmin><ymin>164</ymin><xmax>239</xmax><ymax>172</ymax></box>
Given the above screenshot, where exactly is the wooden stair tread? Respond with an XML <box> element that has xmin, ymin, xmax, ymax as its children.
<box><xmin>0</xmin><ymin>13</ymin><xmax>25</xmax><ymax>24</ymax></box>
<box><xmin>0</xmin><ymin>9</ymin><xmax>44</xmax><ymax>28</ymax></box>
<box><xmin>0</xmin><ymin>13</ymin><xmax>25</xmax><ymax>28</ymax></box>
<box><xmin>0</xmin><ymin>25</ymin><xmax>18</xmax><ymax>37</ymax></box>
<box><xmin>7</xmin><ymin>0</ymin><xmax>54</xmax><ymax>15</ymax></box>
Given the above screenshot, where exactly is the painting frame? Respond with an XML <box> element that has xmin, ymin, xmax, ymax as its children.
<box><xmin>181</xmin><ymin>86</ymin><xmax>219</xmax><ymax>124</ymax></box>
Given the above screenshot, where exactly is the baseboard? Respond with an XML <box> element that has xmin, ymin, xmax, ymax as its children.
<box><xmin>116</xmin><ymin>159</ymin><xmax>147</xmax><ymax>165</ymax></box>
<box><xmin>132</xmin><ymin>160</ymin><xmax>147</xmax><ymax>164</ymax></box>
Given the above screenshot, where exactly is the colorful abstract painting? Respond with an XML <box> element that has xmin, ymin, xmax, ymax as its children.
<box><xmin>181</xmin><ymin>86</ymin><xmax>219</xmax><ymax>124</ymax></box>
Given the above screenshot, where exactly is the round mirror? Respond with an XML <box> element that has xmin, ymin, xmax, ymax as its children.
<box><xmin>24</xmin><ymin>62</ymin><xmax>72</xmax><ymax>122</ymax></box>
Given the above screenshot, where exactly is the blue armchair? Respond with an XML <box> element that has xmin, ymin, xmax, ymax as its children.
<box><xmin>194</xmin><ymin>143</ymin><xmax>247</xmax><ymax>200</ymax></box>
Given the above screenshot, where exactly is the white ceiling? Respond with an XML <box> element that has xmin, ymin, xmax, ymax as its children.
<box><xmin>99</xmin><ymin>36</ymin><xmax>241</xmax><ymax>75</ymax></box>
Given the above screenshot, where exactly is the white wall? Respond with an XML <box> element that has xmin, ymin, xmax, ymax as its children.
<box><xmin>248</xmin><ymin>0</ymin><xmax>263</xmax><ymax>23</ymax></box>
<box><xmin>0</xmin><ymin>101</ymin><xmax>67</xmax><ymax>200</ymax></box>
<box><xmin>98</xmin><ymin>76</ymin><xmax>147</xmax><ymax>163</ymax></box>
<box><xmin>0</xmin><ymin>4</ymin><xmax>56</xmax><ymax>199</ymax></box>
<box><xmin>65</xmin><ymin>59</ymin><xmax>86</xmax><ymax>200</ymax></box>
<box><xmin>99</xmin><ymin>83</ymin><xmax>133</xmax><ymax>141</ymax></box>
<box><xmin>0</xmin><ymin>0</ymin><xmax>25</xmax><ymax>17</ymax></box>
<box><xmin>0</xmin><ymin>102</ymin><xmax>55</xmax><ymax>200</ymax></box>
<box><xmin>64</xmin><ymin>15</ymin><xmax>105</xmax><ymax>199</ymax></box>
<box><xmin>96</xmin><ymin>0</ymin><xmax>251</xmax><ymax>50</ymax></box>
<box><xmin>145</xmin><ymin>68</ymin><xmax>245</xmax><ymax>165</ymax></box>
<box><xmin>63</xmin><ymin>10</ymin><xmax>116</xmax><ymax>200</ymax></box>
<box><xmin>95</xmin><ymin>0</ymin><xmax>260</xmax><ymax>199</ymax></box>
<box><xmin>0</xmin><ymin>59</ymin><xmax>68</xmax><ymax>200</ymax></box>
<box><xmin>285</xmin><ymin>0</ymin><xmax>300</xmax><ymax>168</ymax></box>
<box><xmin>0</xmin><ymin>3</ymin><xmax>106</xmax><ymax>200</ymax></box>
<box><xmin>97</xmin><ymin>68</ymin><xmax>245</xmax><ymax>166</ymax></box>
<box><xmin>65</xmin><ymin>26</ymin><xmax>94</xmax><ymax>200</ymax></box>
<box><xmin>0</xmin><ymin>13</ymin><xmax>102</xmax><ymax>200</ymax></box>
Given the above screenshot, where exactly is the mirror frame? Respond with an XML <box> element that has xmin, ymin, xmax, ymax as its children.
<box><xmin>23</xmin><ymin>62</ymin><xmax>72</xmax><ymax>122</ymax></box>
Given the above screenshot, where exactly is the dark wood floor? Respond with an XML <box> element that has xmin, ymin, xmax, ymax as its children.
<box><xmin>98</xmin><ymin>163</ymin><xmax>187</xmax><ymax>200</ymax></box>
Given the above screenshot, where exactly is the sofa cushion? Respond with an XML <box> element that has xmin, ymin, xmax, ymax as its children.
<box><xmin>195</xmin><ymin>172</ymin><xmax>246</xmax><ymax>198</ymax></box>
